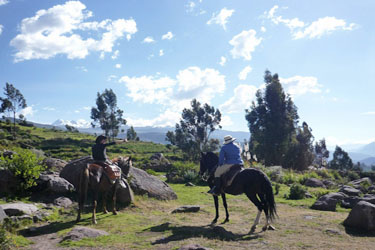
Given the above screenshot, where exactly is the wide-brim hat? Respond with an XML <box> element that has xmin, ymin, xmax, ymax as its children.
<box><xmin>95</xmin><ymin>135</ymin><xmax>107</xmax><ymax>144</ymax></box>
<box><xmin>223</xmin><ymin>135</ymin><xmax>236</xmax><ymax>144</ymax></box>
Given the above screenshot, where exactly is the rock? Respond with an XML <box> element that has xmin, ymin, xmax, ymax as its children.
<box><xmin>185</xmin><ymin>182</ymin><xmax>195</xmax><ymax>187</ymax></box>
<box><xmin>117</xmin><ymin>178</ymin><xmax>134</xmax><ymax>204</ymax></box>
<box><xmin>0</xmin><ymin>203</ymin><xmax>38</xmax><ymax>216</ymax></box>
<box><xmin>322</xmin><ymin>179</ymin><xmax>336</xmax><ymax>188</ymax></box>
<box><xmin>60</xmin><ymin>156</ymin><xmax>92</xmax><ymax>189</ymax></box>
<box><xmin>341</xmin><ymin>194</ymin><xmax>375</xmax><ymax>209</ymax></box>
<box><xmin>0</xmin><ymin>169</ymin><xmax>19</xmax><ymax>195</ymax></box>
<box><xmin>13</xmin><ymin>215</ymin><xmax>33</xmax><ymax>223</ymax></box>
<box><xmin>0</xmin><ymin>206</ymin><xmax>8</xmax><ymax>223</ymax></box>
<box><xmin>304</xmin><ymin>178</ymin><xmax>326</xmax><ymax>188</ymax></box>
<box><xmin>43</xmin><ymin>157</ymin><xmax>67</xmax><ymax>172</ymax></box>
<box><xmin>62</xmin><ymin>226</ymin><xmax>109</xmax><ymax>242</ymax></box>
<box><xmin>172</xmin><ymin>205</ymin><xmax>200</xmax><ymax>213</ymax></box>
<box><xmin>148</xmin><ymin>153</ymin><xmax>171</xmax><ymax>172</ymax></box>
<box><xmin>339</xmin><ymin>186</ymin><xmax>362</xmax><ymax>197</ymax></box>
<box><xmin>349</xmin><ymin>177</ymin><xmax>373</xmax><ymax>187</ymax></box>
<box><xmin>129</xmin><ymin>167</ymin><xmax>177</xmax><ymax>200</ymax></box>
<box><xmin>344</xmin><ymin>201</ymin><xmax>375</xmax><ymax>231</ymax></box>
<box><xmin>53</xmin><ymin>197</ymin><xmax>73</xmax><ymax>208</ymax></box>
<box><xmin>178</xmin><ymin>244</ymin><xmax>213</xmax><ymax>250</ymax></box>
<box><xmin>311</xmin><ymin>192</ymin><xmax>347</xmax><ymax>211</ymax></box>
<box><xmin>324</xmin><ymin>228</ymin><xmax>342</xmax><ymax>235</ymax></box>
<box><xmin>38</xmin><ymin>173</ymin><xmax>74</xmax><ymax>194</ymax></box>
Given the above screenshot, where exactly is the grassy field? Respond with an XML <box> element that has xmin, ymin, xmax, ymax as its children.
<box><xmin>12</xmin><ymin>182</ymin><xmax>373</xmax><ymax>250</ymax></box>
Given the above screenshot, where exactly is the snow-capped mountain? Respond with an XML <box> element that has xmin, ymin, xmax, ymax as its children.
<box><xmin>52</xmin><ymin>119</ymin><xmax>91</xmax><ymax>128</ymax></box>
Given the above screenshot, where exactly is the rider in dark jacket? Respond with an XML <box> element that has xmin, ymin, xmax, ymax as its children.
<box><xmin>92</xmin><ymin>135</ymin><xmax>125</xmax><ymax>164</ymax></box>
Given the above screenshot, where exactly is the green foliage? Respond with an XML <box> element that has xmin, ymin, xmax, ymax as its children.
<box><xmin>288</xmin><ymin>183</ymin><xmax>307</xmax><ymax>200</ymax></box>
<box><xmin>329</xmin><ymin>146</ymin><xmax>353</xmax><ymax>170</ymax></box>
<box><xmin>274</xmin><ymin>183</ymin><xmax>280</xmax><ymax>195</ymax></box>
<box><xmin>166</xmin><ymin>161</ymin><xmax>201</xmax><ymax>184</ymax></box>
<box><xmin>65</xmin><ymin>124</ymin><xmax>78</xmax><ymax>133</ymax></box>
<box><xmin>91</xmin><ymin>89</ymin><xmax>126</xmax><ymax>140</ymax></box>
<box><xmin>314</xmin><ymin>138</ymin><xmax>329</xmax><ymax>167</ymax></box>
<box><xmin>0</xmin><ymin>148</ymin><xmax>45</xmax><ymax>193</ymax></box>
<box><xmin>310</xmin><ymin>188</ymin><xmax>330</xmax><ymax>199</ymax></box>
<box><xmin>298</xmin><ymin>171</ymin><xmax>320</xmax><ymax>185</ymax></box>
<box><xmin>166</xmin><ymin>99</ymin><xmax>221</xmax><ymax>161</ymax></box>
<box><xmin>346</xmin><ymin>170</ymin><xmax>360</xmax><ymax>181</ymax></box>
<box><xmin>281</xmin><ymin>171</ymin><xmax>299</xmax><ymax>185</ymax></box>
<box><xmin>126</xmin><ymin>126</ymin><xmax>138</xmax><ymax>141</ymax></box>
<box><xmin>0</xmin><ymin>226</ymin><xmax>14</xmax><ymax>250</ymax></box>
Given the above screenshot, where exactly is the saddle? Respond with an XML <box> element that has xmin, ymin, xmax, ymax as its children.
<box><xmin>91</xmin><ymin>161</ymin><xmax>121</xmax><ymax>181</ymax></box>
<box><xmin>221</xmin><ymin>164</ymin><xmax>244</xmax><ymax>188</ymax></box>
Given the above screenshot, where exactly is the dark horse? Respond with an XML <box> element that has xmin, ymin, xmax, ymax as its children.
<box><xmin>76</xmin><ymin>156</ymin><xmax>132</xmax><ymax>224</ymax></box>
<box><xmin>200</xmin><ymin>152</ymin><xmax>277</xmax><ymax>233</ymax></box>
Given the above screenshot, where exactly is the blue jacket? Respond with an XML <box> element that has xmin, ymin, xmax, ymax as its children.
<box><xmin>218</xmin><ymin>142</ymin><xmax>243</xmax><ymax>166</ymax></box>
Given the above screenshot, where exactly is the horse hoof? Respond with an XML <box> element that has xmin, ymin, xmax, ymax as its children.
<box><xmin>221</xmin><ymin>219</ymin><xmax>229</xmax><ymax>224</ymax></box>
<box><xmin>249</xmin><ymin>226</ymin><xmax>256</xmax><ymax>234</ymax></box>
<box><xmin>211</xmin><ymin>219</ymin><xmax>218</xmax><ymax>225</ymax></box>
<box><xmin>262</xmin><ymin>226</ymin><xmax>268</xmax><ymax>232</ymax></box>
<box><xmin>268</xmin><ymin>225</ymin><xmax>276</xmax><ymax>230</ymax></box>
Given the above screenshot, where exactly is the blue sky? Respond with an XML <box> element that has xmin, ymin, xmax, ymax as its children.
<box><xmin>0</xmin><ymin>0</ymin><xmax>374</xmax><ymax>147</ymax></box>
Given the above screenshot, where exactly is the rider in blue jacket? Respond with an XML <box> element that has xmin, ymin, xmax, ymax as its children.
<box><xmin>208</xmin><ymin>135</ymin><xmax>243</xmax><ymax>196</ymax></box>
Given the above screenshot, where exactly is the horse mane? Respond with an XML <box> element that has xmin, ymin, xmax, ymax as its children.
<box><xmin>202</xmin><ymin>151</ymin><xmax>219</xmax><ymax>172</ymax></box>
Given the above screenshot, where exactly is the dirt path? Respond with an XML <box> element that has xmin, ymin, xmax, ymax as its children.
<box><xmin>24</xmin><ymin>231</ymin><xmax>64</xmax><ymax>250</ymax></box>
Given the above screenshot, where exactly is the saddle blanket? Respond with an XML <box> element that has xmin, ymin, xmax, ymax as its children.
<box><xmin>104</xmin><ymin>164</ymin><xmax>121</xmax><ymax>180</ymax></box>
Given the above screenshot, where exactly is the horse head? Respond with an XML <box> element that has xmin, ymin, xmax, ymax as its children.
<box><xmin>199</xmin><ymin>151</ymin><xmax>218</xmax><ymax>178</ymax></box>
<box><xmin>113</xmin><ymin>156</ymin><xmax>132</xmax><ymax>178</ymax></box>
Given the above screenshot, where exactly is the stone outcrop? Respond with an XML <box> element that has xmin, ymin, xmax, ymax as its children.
<box><xmin>129</xmin><ymin>167</ymin><xmax>177</xmax><ymax>200</ymax></box>
<box><xmin>37</xmin><ymin>172</ymin><xmax>74</xmax><ymax>194</ymax></box>
<box><xmin>344</xmin><ymin>201</ymin><xmax>375</xmax><ymax>231</ymax></box>
<box><xmin>0</xmin><ymin>203</ymin><xmax>38</xmax><ymax>216</ymax></box>
<box><xmin>311</xmin><ymin>192</ymin><xmax>347</xmax><ymax>211</ymax></box>
<box><xmin>304</xmin><ymin>178</ymin><xmax>326</xmax><ymax>188</ymax></box>
<box><xmin>62</xmin><ymin>226</ymin><xmax>109</xmax><ymax>242</ymax></box>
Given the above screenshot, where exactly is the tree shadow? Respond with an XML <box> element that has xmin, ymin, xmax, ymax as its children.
<box><xmin>144</xmin><ymin>223</ymin><xmax>261</xmax><ymax>245</ymax></box>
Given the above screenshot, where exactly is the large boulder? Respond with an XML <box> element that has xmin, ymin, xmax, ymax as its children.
<box><xmin>304</xmin><ymin>178</ymin><xmax>326</xmax><ymax>188</ymax></box>
<box><xmin>129</xmin><ymin>167</ymin><xmax>177</xmax><ymax>200</ymax></box>
<box><xmin>0</xmin><ymin>203</ymin><xmax>38</xmax><ymax>216</ymax></box>
<box><xmin>0</xmin><ymin>206</ymin><xmax>8</xmax><ymax>223</ymax></box>
<box><xmin>62</xmin><ymin>226</ymin><xmax>109</xmax><ymax>242</ymax></box>
<box><xmin>37</xmin><ymin>172</ymin><xmax>74</xmax><ymax>194</ymax></box>
<box><xmin>311</xmin><ymin>192</ymin><xmax>347</xmax><ymax>211</ymax></box>
<box><xmin>0</xmin><ymin>169</ymin><xmax>19</xmax><ymax>195</ymax></box>
<box><xmin>339</xmin><ymin>185</ymin><xmax>362</xmax><ymax>197</ymax></box>
<box><xmin>147</xmin><ymin>153</ymin><xmax>171</xmax><ymax>172</ymax></box>
<box><xmin>341</xmin><ymin>194</ymin><xmax>375</xmax><ymax>209</ymax></box>
<box><xmin>344</xmin><ymin>201</ymin><xmax>375</xmax><ymax>231</ymax></box>
<box><xmin>43</xmin><ymin>157</ymin><xmax>67</xmax><ymax>172</ymax></box>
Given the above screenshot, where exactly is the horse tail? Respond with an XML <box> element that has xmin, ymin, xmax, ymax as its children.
<box><xmin>79</xmin><ymin>164</ymin><xmax>90</xmax><ymax>205</ymax></box>
<box><xmin>263</xmin><ymin>173</ymin><xmax>278</xmax><ymax>222</ymax></box>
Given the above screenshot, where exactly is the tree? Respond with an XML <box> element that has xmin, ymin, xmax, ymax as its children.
<box><xmin>329</xmin><ymin>146</ymin><xmax>353</xmax><ymax>170</ymax></box>
<box><xmin>314</xmin><ymin>138</ymin><xmax>329</xmax><ymax>167</ymax></box>
<box><xmin>126</xmin><ymin>126</ymin><xmax>139</xmax><ymax>141</ymax></box>
<box><xmin>291</xmin><ymin>122</ymin><xmax>315</xmax><ymax>170</ymax></box>
<box><xmin>0</xmin><ymin>83</ymin><xmax>27</xmax><ymax>138</ymax></box>
<box><xmin>65</xmin><ymin>124</ymin><xmax>78</xmax><ymax>133</ymax></box>
<box><xmin>166</xmin><ymin>99</ymin><xmax>221</xmax><ymax>161</ymax></box>
<box><xmin>91</xmin><ymin>89</ymin><xmax>126</xmax><ymax>140</ymax></box>
<box><xmin>245</xmin><ymin>70</ymin><xmax>299</xmax><ymax>167</ymax></box>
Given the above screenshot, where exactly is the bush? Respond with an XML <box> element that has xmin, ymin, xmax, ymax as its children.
<box><xmin>0</xmin><ymin>148</ymin><xmax>45</xmax><ymax>194</ymax></box>
<box><xmin>298</xmin><ymin>171</ymin><xmax>320</xmax><ymax>185</ymax></box>
<box><xmin>346</xmin><ymin>170</ymin><xmax>360</xmax><ymax>181</ymax></box>
<box><xmin>0</xmin><ymin>226</ymin><xmax>14</xmax><ymax>250</ymax></box>
<box><xmin>166</xmin><ymin>161</ymin><xmax>200</xmax><ymax>184</ymax></box>
<box><xmin>282</xmin><ymin>171</ymin><xmax>299</xmax><ymax>185</ymax></box>
<box><xmin>288</xmin><ymin>183</ymin><xmax>307</xmax><ymax>200</ymax></box>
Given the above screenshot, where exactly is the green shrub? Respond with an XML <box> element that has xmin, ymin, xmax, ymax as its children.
<box><xmin>166</xmin><ymin>161</ymin><xmax>200</xmax><ymax>184</ymax></box>
<box><xmin>282</xmin><ymin>171</ymin><xmax>299</xmax><ymax>185</ymax></box>
<box><xmin>298</xmin><ymin>171</ymin><xmax>320</xmax><ymax>185</ymax></box>
<box><xmin>346</xmin><ymin>171</ymin><xmax>360</xmax><ymax>181</ymax></box>
<box><xmin>274</xmin><ymin>183</ymin><xmax>280</xmax><ymax>195</ymax></box>
<box><xmin>310</xmin><ymin>189</ymin><xmax>330</xmax><ymax>199</ymax></box>
<box><xmin>146</xmin><ymin>169</ymin><xmax>158</xmax><ymax>176</ymax></box>
<box><xmin>0</xmin><ymin>226</ymin><xmax>14</xmax><ymax>250</ymax></box>
<box><xmin>0</xmin><ymin>148</ymin><xmax>46</xmax><ymax>194</ymax></box>
<box><xmin>288</xmin><ymin>183</ymin><xmax>307</xmax><ymax>200</ymax></box>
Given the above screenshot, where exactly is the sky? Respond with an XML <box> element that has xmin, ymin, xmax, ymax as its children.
<box><xmin>0</xmin><ymin>0</ymin><xmax>374</xmax><ymax>148</ymax></box>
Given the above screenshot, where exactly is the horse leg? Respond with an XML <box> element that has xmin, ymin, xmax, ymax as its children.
<box><xmin>246</xmin><ymin>193</ymin><xmax>264</xmax><ymax>234</ymax></box>
<box><xmin>102</xmin><ymin>190</ymin><xmax>109</xmax><ymax>214</ymax></box>
<box><xmin>211</xmin><ymin>195</ymin><xmax>219</xmax><ymax>224</ymax></box>
<box><xmin>76</xmin><ymin>166</ymin><xmax>89</xmax><ymax>223</ymax></box>
<box><xmin>92</xmin><ymin>192</ymin><xmax>98</xmax><ymax>224</ymax></box>
<box><xmin>112</xmin><ymin>180</ymin><xmax>119</xmax><ymax>215</ymax></box>
<box><xmin>221</xmin><ymin>193</ymin><xmax>229</xmax><ymax>224</ymax></box>
<box><xmin>259</xmin><ymin>194</ymin><xmax>275</xmax><ymax>231</ymax></box>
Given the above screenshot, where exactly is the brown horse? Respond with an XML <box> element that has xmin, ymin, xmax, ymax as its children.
<box><xmin>76</xmin><ymin>156</ymin><xmax>132</xmax><ymax>224</ymax></box>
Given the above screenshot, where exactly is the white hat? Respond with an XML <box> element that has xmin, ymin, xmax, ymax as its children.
<box><xmin>223</xmin><ymin>135</ymin><xmax>236</xmax><ymax>144</ymax></box>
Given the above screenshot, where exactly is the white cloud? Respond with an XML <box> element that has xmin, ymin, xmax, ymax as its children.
<box><xmin>10</xmin><ymin>1</ymin><xmax>137</xmax><ymax>62</ymax></box>
<box><xmin>220</xmin><ymin>115</ymin><xmax>233</xmax><ymax>127</ymax></box>
<box><xmin>260</xmin><ymin>26</ymin><xmax>266</xmax><ymax>33</ymax></box>
<box><xmin>120</xmin><ymin>66</ymin><xmax>226</xmax><ymax>126</ymax></box>
<box><xmin>220</xmin><ymin>84</ymin><xmax>257</xmax><ymax>114</ymax></box>
<box><xmin>219</xmin><ymin>56</ymin><xmax>226</xmax><ymax>66</ymax></box>
<box><xmin>162</xmin><ymin>31</ymin><xmax>174</xmax><ymax>40</ymax></box>
<box><xmin>126</xmin><ymin>109</ymin><xmax>180</xmax><ymax>127</ymax></box>
<box><xmin>115</xmin><ymin>63</ymin><xmax>121</xmax><ymax>69</ymax></box>
<box><xmin>293</xmin><ymin>17</ymin><xmax>356</xmax><ymax>39</ymax></box>
<box><xmin>43</xmin><ymin>107</ymin><xmax>56</xmax><ymax>111</ymax></box>
<box><xmin>75</xmin><ymin>66</ymin><xmax>87</xmax><ymax>72</ymax></box>
<box><xmin>238</xmin><ymin>66</ymin><xmax>252</xmax><ymax>80</ymax></box>
<box><xmin>0</xmin><ymin>0</ymin><xmax>9</xmax><ymax>6</ymax></box>
<box><xmin>159</xmin><ymin>49</ymin><xmax>164</xmax><ymax>56</ymax></box>
<box><xmin>280</xmin><ymin>76</ymin><xmax>323</xmax><ymax>97</ymax></box>
<box><xmin>207</xmin><ymin>8</ymin><xmax>235</xmax><ymax>30</ymax></box>
<box><xmin>143</xmin><ymin>36</ymin><xmax>155</xmax><ymax>43</ymax></box>
<box><xmin>111</xmin><ymin>50</ymin><xmax>119</xmax><ymax>59</ymax></box>
<box><xmin>107</xmin><ymin>74</ymin><xmax>117</xmax><ymax>81</ymax></box>
<box><xmin>0</xmin><ymin>24</ymin><xmax>3</xmax><ymax>35</ymax></box>
<box><xmin>265</xmin><ymin>5</ymin><xmax>356</xmax><ymax>39</ymax></box>
<box><xmin>18</xmin><ymin>106</ymin><xmax>35</xmax><ymax>118</ymax></box>
<box><xmin>55</xmin><ymin>119</ymin><xmax>91</xmax><ymax>128</ymax></box>
<box><xmin>229</xmin><ymin>29</ymin><xmax>262</xmax><ymax>61</ymax></box>
<box><xmin>362</xmin><ymin>111</ymin><xmax>375</xmax><ymax>116</ymax></box>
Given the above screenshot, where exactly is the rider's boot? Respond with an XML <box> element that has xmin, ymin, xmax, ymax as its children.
<box><xmin>208</xmin><ymin>177</ymin><xmax>222</xmax><ymax>196</ymax></box>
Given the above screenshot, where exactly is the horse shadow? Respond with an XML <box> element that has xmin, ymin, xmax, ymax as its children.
<box><xmin>144</xmin><ymin>222</ymin><xmax>261</xmax><ymax>245</ymax></box>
